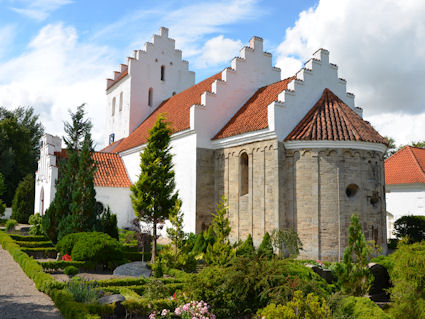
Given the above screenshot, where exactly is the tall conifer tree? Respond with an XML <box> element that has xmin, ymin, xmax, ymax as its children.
<box><xmin>130</xmin><ymin>114</ymin><xmax>179</xmax><ymax>262</ymax></box>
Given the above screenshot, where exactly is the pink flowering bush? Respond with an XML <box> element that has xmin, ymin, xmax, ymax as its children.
<box><xmin>149</xmin><ymin>300</ymin><xmax>215</xmax><ymax>319</ymax></box>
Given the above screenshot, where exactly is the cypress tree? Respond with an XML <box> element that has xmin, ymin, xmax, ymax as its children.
<box><xmin>130</xmin><ymin>114</ymin><xmax>179</xmax><ymax>263</ymax></box>
<box><xmin>257</xmin><ymin>232</ymin><xmax>274</xmax><ymax>258</ymax></box>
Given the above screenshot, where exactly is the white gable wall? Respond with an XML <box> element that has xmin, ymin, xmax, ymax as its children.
<box><xmin>386</xmin><ymin>183</ymin><xmax>425</xmax><ymax>223</ymax></box>
<box><xmin>95</xmin><ymin>186</ymin><xmax>135</xmax><ymax>227</ymax></box>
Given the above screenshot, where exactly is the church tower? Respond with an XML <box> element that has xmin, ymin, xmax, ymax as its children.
<box><xmin>105</xmin><ymin>27</ymin><xmax>195</xmax><ymax>145</ymax></box>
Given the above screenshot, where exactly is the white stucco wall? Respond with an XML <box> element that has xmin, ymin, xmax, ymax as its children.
<box><xmin>106</xmin><ymin>77</ymin><xmax>131</xmax><ymax>143</ymax></box>
<box><xmin>95</xmin><ymin>186</ymin><xmax>135</xmax><ymax>228</ymax></box>
<box><xmin>120</xmin><ymin>131</ymin><xmax>198</xmax><ymax>234</ymax></box>
<box><xmin>386</xmin><ymin>183</ymin><xmax>425</xmax><ymax>223</ymax></box>
<box><xmin>105</xmin><ymin>27</ymin><xmax>195</xmax><ymax>146</ymax></box>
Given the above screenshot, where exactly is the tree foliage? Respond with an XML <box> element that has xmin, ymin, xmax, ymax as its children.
<box><xmin>258</xmin><ymin>232</ymin><xmax>274</xmax><ymax>258</ymax></box>
<box><xmin>211</xmin><ymin>195</ymin><xmax>230</xmax><ymax>242</ymax></box>
<box><xmin>166</xmin><ymin>199</ymin><xmax>185</xmax><ymax>253</ymax></box>
<box><xmin>0</xmin><ymin>107</ymin><xmax>44</xmax><ymax>206</ymax></box>
<box><xmin>11</xmin><ymin>174</ymin><xmax>35</xmax><ymax>223</ymax></box>
<box><xmin>335</xmin><ymin>214</ymin><xmax>373</xmax><ymax>296</ymax></box>
<box><xmin>130</xmin><ymin>114</ymin><xmax>179</xmax><ymax>262</ymax></box>
<box><xmin>42</xmin><ymin>104</ymin><xmax>97</xmax><ymax>242</ymax></box>
<box><xmin>394</xmin><ymin>215</ymin><xmax>425</xmax><ymax>243</ymax></box>
<box><xmin>271</xmin><ymin>228</ymin><xmax>303</xmax><ymax>258</ymax></box>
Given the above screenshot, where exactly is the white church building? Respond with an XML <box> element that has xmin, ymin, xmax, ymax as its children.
<box><xmin>35</xmin><ymin>27</ymin><xmax>389</xmax><ymax>260</ymax></box>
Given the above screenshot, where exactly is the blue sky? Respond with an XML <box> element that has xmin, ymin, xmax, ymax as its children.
<box><xmin>0</xmin><ymin>0</ymin><xmax>424</xmax><ymax>148</ymax></box>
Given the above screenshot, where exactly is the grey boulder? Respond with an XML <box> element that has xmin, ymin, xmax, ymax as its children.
<box><xmin>113</xmin><ymin>261</ymin><xmax>152</xmax><ymax>278</ymax></box>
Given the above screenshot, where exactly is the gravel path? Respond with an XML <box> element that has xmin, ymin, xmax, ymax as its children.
<box><xmin>0</xmin><ymin>245</ymin><xmax>63</xmax><ymax>319</ymax></box>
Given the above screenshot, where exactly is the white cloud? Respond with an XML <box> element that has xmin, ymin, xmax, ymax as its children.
<box><xmin>10</xmin><ymin>0</ymin><xmax>72</xmax><ymax>21</ymax></box>
<box><xmin>0</xmin><ymin>23</ymin><xmax>114</xmax><ymax>148</ymax></box>
<box><xmin>195</xmin><ymin>35</ymin><xmax>242</xmax><ymax>68</ymax></box>
<box><xmin>0</xmin><ymin>25</ymin><xmax>15</xmax><ymax>59</ymax></box>
<box><xmin>276</xmin><ymin>0</ymin><xmax>425</xmax><ymax>144</ymax></box>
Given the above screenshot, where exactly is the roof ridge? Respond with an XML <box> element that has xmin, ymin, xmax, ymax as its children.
<box><xmin>408</xmin><ymin>146</ymin><xmax>425</xmax><ymax>180</ymax></box>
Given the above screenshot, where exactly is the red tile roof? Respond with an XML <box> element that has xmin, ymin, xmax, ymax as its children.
<box><xmin>113</xmin><ymin>71</ymin><xmax>222</xmax><ymax>153</ymax></box>
<box><xmin>55</xmin><ymin>150</ymin><xmax>131</xmax><ymax>187</ymax></box>
<box><xmin>100</xmin><ymin>138</ymin><xmax>124</xmax><ymax>153</ymax></box>
<box><xmin>285</xmin><ymin>88</ymin><xmax>388</xmax><ymax>144</ymax></box>
<box><xmin>213</xmin><ymin>77</ymin><xmax>296</xmax><ymax>140</ymax></box>
<box><xmin>92</xmin><ymin>152</ymin><xmax>131</xmax><ymax>187</ymax></box>
<box><xmin>385</xmin><ymin>146</ymin><xmax>425</xmax><ymax>185</ymax></box>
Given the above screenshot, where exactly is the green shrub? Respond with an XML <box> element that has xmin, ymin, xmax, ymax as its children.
<box><xmin>389</xmin><ymin>241</ymin><xmax>425</xmax><ymax>319</ymax></box>
<box><xmin>192</xmin><ymin>232</ymin><xmax>206</xmax><ymax>254</ymax></box>
<box><xmin>394</xmin><ymin>215</ymin><xmax>425</xmax><ymax>243</ymax></box>
<box><xmin>11</xmin><ymin>174</ymin><xmax>35</xmax><ymax>224</ymax></box>
<box><xmin>271</xmin><ymin>228</ymin><xmax>303</xmax><ymax>257</ymax></box>
<box><xmin>29</xmin><ymin>213</ymin><xmax>44</xmax><ymax>235</ymax></box>
<box><xmin>154</xmin><ymin>257</ymin><xmax>164</xmax><ymax>278</ymax></box>
<box><xmin>236</xmin><ymin>234</ymin><xmax>255</xmax><ymax>257</ymax></box>
<box><xmin>38</xmin><ymin>260</ymin><xmax>88</xmax><ymax>272</ymax></box>
<box><xmin>186</xmin><ymin>257</ymin><xmax>330</xmax><ymax>318</ymax></box>
<box><xmin>15</xmin><ymin>240</ymin><xmax>53</xmax><ymax>248</ymax></box>
<box><xmin>0</xmin><ymin>199</ymin><xmax>6</xmax><ymax>218</ymax></box>
<box><xmin>387</xmin><ymin>238</ymin><xmax>398</xmax><ymax>250</ymax></box>
<box><xmin>257</xmin><ymin>290</ymin><xmax>331</xmax><ymax>319</ymax></box>
<box><xmin>9</xmin><ymin>234</ymin><xmax>47</xmax><ymax>241</ymax></box>
<box><xmin>99</xmin><ymin>206</ymin><xmax>119</xmax><ymax>240</ymax></box>
<box><xmin>64</xmin><ymin>277</ymin><xmax>99</xmax><ymax>303</ymax></box>
<box><xmin>258</xmin><ymin>232</ymin><xmax>274</xmax><ymax>258</ymax></box>
<box><xmin>332</xmin><ymin>296</ymin><xmax>392</xmax><ymax>319</ymax></box>
<box><xmin>56</xmin><ymin>232</ymin><xmax>123</xmax><ymax>267</ymax></box>
<box><xmin>64</xmin><ymin>265</ymin><xmax>79</xmax><ymax>276</ymax></box>
<box><xmin>5</xmin><ymin>219</ymin><xmax>17</xmax><ymax>232</ymax></box>
<box><xmin>143</xmin><ymin>278</ymin><xmax>168</xmax><ymax>299</ymax></box>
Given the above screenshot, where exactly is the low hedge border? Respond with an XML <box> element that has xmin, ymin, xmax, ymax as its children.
<box><xmin>15</xmin><ymin>240</ymin><xmax>54</xmax><ymax>248</ymax></box>
<box><xmin>9</xmin><ymin>234</ymin><xmax>48</xmax><ymax>242</ymax></box>
<box><xmin>0</xmin><ymin>231</ymin><xmax>110</xmax><ymax>319</ymax></box>
<box><xmin>38</xmin><ymin>260</ymin><xmax>89</xmax><ymax>271</ymax></box>
<box><xmin>95</xmin><ymin>276</ymin><xmax>184</xmax><ymax>287</ymax></box>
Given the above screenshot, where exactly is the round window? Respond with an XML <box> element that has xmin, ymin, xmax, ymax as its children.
<box><xmin>346</xmin><ymin>184</ymin><xmax>359</xmax><ymax>198</ymax></box>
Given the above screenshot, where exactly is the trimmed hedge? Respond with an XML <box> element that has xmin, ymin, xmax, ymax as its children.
<box><xmin>9</xmin><ymin>234</ymin><xmax>48</xmax><ymax>242</ymax></box>
<box><xmin>15</xmin><ymin>240</ymin><xmax>54</xmax><ymax>248</ymax></box>
<box><xmin>38</xmin><ymin>260</ymin><xmax>88</xmax><ymax>271</ymax></box>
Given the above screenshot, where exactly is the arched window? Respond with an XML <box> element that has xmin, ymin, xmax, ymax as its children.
<box><xmin>148</xmin><ymin>88</ymin><xmax>153</xmax><ymax>106</ymax></box>
<box><xmin>119</xmin><ymin>91</ymin><xmax>123</xmax><ymax>111</ymax></box>
<box><xmin>111</xmin><ymin>97</ymin><xmax>116</xmax><ymax>116</ymax></box>
<box><xmin>40</xmin><ymin>187</ymin><xmax>44</xmax><ymax>215</ymax></box>
<box><xmin>240</xmin><ymin>152</ymin><xmax>249</xmax><ymax>196</ymax></box>
<box><xmin>161</xmin><ymin>65</ymin><xmax>165</xmax><ymax>81</ymax></box>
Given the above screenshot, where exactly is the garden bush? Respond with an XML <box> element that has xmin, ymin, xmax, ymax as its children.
<box><xmin>15</xmin><ymin>240</ymin><xmax>53</xmax><ymax>248</ymax></box>
<box><xmin>64</xmin><ymin>265</ymin><xmax>79</xmax><ymax>276</ymax></box>
<box><xmin>332</xmin><ymin>296</ymin><xmax>391</xmax><ymax>319</ymax></box>
<box><xmin>98</xmin><ymin>206</ymin><xmax>119</xmax><ymax>240</ymax></box>
<box><xmin>236</xmin><ymin>234</ymin><xmax>255</xmax><ymax>257</ymax></box>
<box><xmin>389</xmin><ymin>241</ymin><xmax>425</xmax><ymax>319</ymax></box>
<box><xmin>29</xmin><ymin>213</ymin><xmax>44</xmax><ymax>235</ymax></box>
<box><xmin>11</xmin><ymin>174</ymin><xmax>35</xmax><ymax>223</ymax></box>
<box><xmin>186</xmin><ymin>256</ymin><xmax>330</xmax><ymax>318</ymax></box>
<box><xmin>393</xmin><ymin>215</ymin><xmax>425</xmax><ymax>243</ymax></box>
<box><xmin>64</xmin><ymin>277</ymin><xmax>99</xmax><ymax>303</ymax></box>
<box><xmin>9</xmin><ymin>234</ymin><xmax>47</xmax><ymax>241</ymax></box>
<box><xmin>5</xmin><ymin>219</ymin><xmax>17</xmax><ymax>232</ymax></box>
<box><xmin>257</xmin><ymin>232</ymin><xmax>274</xmax><ymax>258</ymax></box>
<box><xmin>56</xmin><ymin>232</ymin><xmax>124</xmax><ymax>267</ymax></box>
<box><xmin>0</xmin><ymin>199</ymin><xmax>5</xmax><ymax>218</ymax></box>
<box><xmin>257</xmin><ymin>290</ymin><xmax>331</xmax><ymax>319</ymax></box>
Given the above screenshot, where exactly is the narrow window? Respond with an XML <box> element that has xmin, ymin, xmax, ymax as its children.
<box><xmin>111</xmin><ymin>97</ymin><xmax>116</xmax><ymax>116</ymax></box>
<box><xmin>161</xmin><ymin>65</ymin><xmax>165</xmax><ymax>81</ymax></box>
<box><xmin>148</xmin><ymin>88</ymin><xmax>153</xmax><ymax>106</ymax></box>
<box><xmin>119</xmin><ymin>91</ymin><xmax>123</xmax><ymax>111</ymax></box>
<box><xmin>240</xmin><ymin>152</ymin><xmax>249</xmax><ymax>196</ymax></box>
<box><xmin>172</xmin><ymin>91</ymin><xmax>176</xmax><ymax>96</ymax></box>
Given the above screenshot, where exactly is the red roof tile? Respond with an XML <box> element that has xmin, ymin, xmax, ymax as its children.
<box><xmin>100</xmin><ymin>138</ymin><xmax>124</xmax><ymax>153</ymax></box>
<box><xmin>113</xmin><ymin>71</ymin><xmax>222</xmax><ymax>153</ymax></box>
<box><xmin>55</xmin><ymin>150</ymin><xmax>131</xmax><ymax>187</ymax></box>
<box><xmin>213</xmin><ymin>76</ymin><xmax>296</xmax><ymax>140</ymax></box>
<box><xmin>385</xmin><ymin>146</ymin><xmax>425</xmax><ymax>185</ymax></box>
<box><xmin>285</xmin><ymin>88</ymin><xmax>388</xmax><ymax>144</ymax></box>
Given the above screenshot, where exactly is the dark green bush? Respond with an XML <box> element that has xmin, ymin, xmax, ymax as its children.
<box><xmin>11</xmin><ymin>174</ymin><xmax>34</xmax><ymax>223</ymax></box>
<box><xmin>186</xmin><ymin>256</ymin><xmax>330</xmax><ymax>318</ymax></box>
<box><xmin>38</xmin><ymin>260</ymin><xmax>88</xmax><ymax>272</ymax></box>
<box><xmin>192</xmin><ymin>232</ymin><xmax>206</xmax><ymax>254</ymax></box>
<box><xmin>0</xmin><ymin>199</ymin><xmax>6</xmax><ymax>218</ymax></box>
<box><xmin>9</xmin><ymin>234</ymin><xmax>47</xmax><ymax>241</ymax></box>
<box><xmin>5</xmin><ymin>219</ymin><xmax>17</xmax><ymax>232</ymax></box>
<box><xmin>15</xmin><ymin>240</ymin><xmax>53</xmax><ymax>248</ymax></box>
<box><xmin>99</xmin><ymin>206</ymin><xmax>119</xmax><ymax>240</ymax></box>
<box><xmin>257</xmin><ymin>232</ymin><xmax>274</xmax><ymax>258</ymax></box>
<box><xmin>394</xmin><ymin>215</ymin><xmax>425</xmax><ymax>243</ymax></box>
<box><xmin>387</xmin><ymin>238</ymin><xmax>398</xmax><ymax>250</ymax></box>
<box><xmin>332</xmin><ymin>296</ymin><xmax>391</xmax><ymax>319</ymax></box>
<box><xmin>57</xmin><ymin>232</ymin><xmax>123</xmax><ymax>267</ymax></box>
<box><xmin>64</xmin><ymin>265</ymin><xmax>79</xmax><ymax>276</ymax></box>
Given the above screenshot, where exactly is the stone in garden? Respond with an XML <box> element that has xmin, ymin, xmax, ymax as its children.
<box><xmin>113</xmin><ymin>261</ymin><xmax>151</xmax><ymax>278</ymax></box>
<box><xmin>368</xmin><ymin>263</ymin><xmax>391</xmax><ymax>301</ymax></box>
<box><xmin>305</xmin><ymin>264</ymin><xmax>335</xmax><ymax>284</ymax></box>
<box><xmin>98</xmin><ymin>294</ymin><xmax>126</xmax><ymax>318</ymax></box>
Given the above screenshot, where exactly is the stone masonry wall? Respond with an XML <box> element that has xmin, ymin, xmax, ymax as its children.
<box><xmin>283</xmin><ymin>147</ymin><xmax>386</xmax><ymax>261</ymax></box>
<box><xmin>214</xmin><ymin>139</ymin><xmax>280</xmax><ymax>246</ymax></box>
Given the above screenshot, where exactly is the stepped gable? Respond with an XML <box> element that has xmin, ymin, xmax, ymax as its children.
<box><xmin>385</xmin><ymin>146</ymin><xmax>425</xmax><ymax>185</ymax></box>
<box><xmin>213</xmin><ymin>76</ymin><xmax>295</xmax><ymax>140</ymax></box>
<box><xmin>113</xmin><ymin>72</ymin><xmax>222</xmax><ymax>153</ymax></box>
<box><xmin>285</xmin><ymin>88</ymin><xmax>388</xmax><ymax>144</ymax></box>
<box><xmin>54</xmin><ymin>150</ymin><xmax>131</xmax><ymax>187</ymax></box>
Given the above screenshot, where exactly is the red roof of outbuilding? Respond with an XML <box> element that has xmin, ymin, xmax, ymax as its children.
<box><xmin>113</xmin><ymin>71</ymin><xmax>222</xmax><ymax>153</ymax></box>
<box><xmin>285</xmin><ymin>88</ymin><xmax>388</xmax><ymax>144</ymax></box>
<box><xmin>385</xmin><ymin>146</ymin><xmax>425</xmax><ymax>185</ymax></box>
<box><xmin>213</xmin><ymin>76</ymin><xmax>295</xmax><ymax>140</ymax></box>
